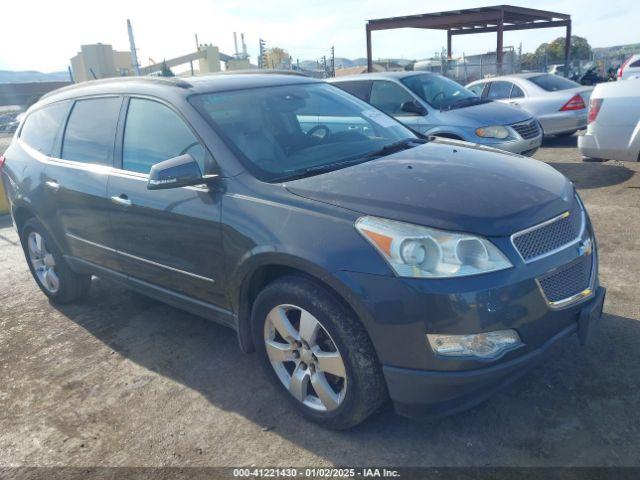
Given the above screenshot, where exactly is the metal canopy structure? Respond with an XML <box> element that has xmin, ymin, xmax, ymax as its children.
<box><xmin>366</xmin><ymin>5</ymin><xmax>571</xmax><ymax>76</ymax></box>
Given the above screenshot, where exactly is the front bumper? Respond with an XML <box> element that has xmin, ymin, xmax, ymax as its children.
<box><xmin>477</xmin><ymin>134</ymin><xmax>542</xmax><ymax>156</ymax></box>
<box><xmin>334</xmin><ymin>211</ymin><xmax>601</xmax><ymax>418</ymax></box>
<box><xmin>384</xmin><ymin>286</ymin><xmax>605</xmax><ymax>418</ymax></box>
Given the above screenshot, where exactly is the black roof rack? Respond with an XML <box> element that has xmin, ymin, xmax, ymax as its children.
<box><xmin>41</xmin><ymin>76</ymin><xmax>192</xmax><ymax>100</ymax></box>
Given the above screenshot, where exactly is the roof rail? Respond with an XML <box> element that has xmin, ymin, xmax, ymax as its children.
<box><xmin>41</xmin><ymin>76</ymin><xmax>192</xmax><ymax>100</ymax></box>
<box><xmin>202</xmin><ymin>69</ymin><xmax>309</xmax><ymax>78</ymax></box>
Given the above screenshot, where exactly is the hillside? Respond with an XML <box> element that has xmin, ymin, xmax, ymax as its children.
<box><xmin>0</xmin><ymin>70</ymin><xmax>69</xmax><ymax>84</ymax></box>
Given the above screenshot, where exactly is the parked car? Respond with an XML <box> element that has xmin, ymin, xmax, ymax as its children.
<box><xmin>466</xmin><ymin>74</ymin><xmax>593</xmax><ymax>137</ymax></box>
<box><xmin>617</xmin><ymin>54</ymin><xmax>640</xmax><ymax>80</ymax></box>
<box><xmin>579</xmin><ymin>78</ymin><xmax>640</xmax><ymax>162</ymax></box>
<box><xmin>0</xmin><ymin>74</ymin><xmax>604</xmax><ymax>429</ymax></box>
<box><xmin>330</xmin><ymin>72</ymin><xmax>542</xmax><ymax>156</ymax></box>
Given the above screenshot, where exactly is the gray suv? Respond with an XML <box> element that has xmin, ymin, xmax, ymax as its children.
<box><xmin>1</xmin><ymin>74</ymin><xmax>604</xmax><ymax>429</ymax></box>
<box><xmin>330</xmin><ymin>72</ymin><xmax>543</xmax><ymax>156</ymax></box>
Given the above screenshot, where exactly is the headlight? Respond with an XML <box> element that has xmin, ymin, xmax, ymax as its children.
<box><xmin>475</xmin><ymin>125</ymin><xmax>510</xmax><ymax>139</ymax></box>
<box><xmin>355</xmin><ymin>216</ymin><xmax>512</xmax><ymax>278</ymax></box>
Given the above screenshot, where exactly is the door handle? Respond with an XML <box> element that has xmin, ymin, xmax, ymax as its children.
<box><xmin>111</xmin><ymin>194</ymin><xmax>132</xmax><ymax>207</ymax></box>
<box><xmin>45</xmin><ymin>180</ymin><xmax>60</xmax><ymax>191</ymax></box>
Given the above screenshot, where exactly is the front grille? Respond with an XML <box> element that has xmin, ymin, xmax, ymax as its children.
<box><xmin>512</xmin><ymin>202</ymin><xmax>583</xmax><ymax>262</ymax></box>
<box><xmin>511</xmin><ymin>119</ymin><xmax>541</xmax><ymax>139</ymax></box>
<box><xmin>538</xmin><ymin>254</ymin><xmax>593</xmax><ymax>303</ymax></box>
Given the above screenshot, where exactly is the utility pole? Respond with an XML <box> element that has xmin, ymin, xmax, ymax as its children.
<box><xmin>330</xmin><ymin>46</ymin><xmax>335</xmax><ymax>77</ymax></box>
<box><xmin>126</xmin><ymin>19</ymin><xmax>140</xmax><ymax>76</ymax></box>
<box><xmin>259</xmin><ymin>38</ymin><xmax>267</xmax><ymax>69</ymax></box>
<box><xmin>322</xmin><ymin>55</ymin><xmax>327</xmax><ymax>78</ymax></box>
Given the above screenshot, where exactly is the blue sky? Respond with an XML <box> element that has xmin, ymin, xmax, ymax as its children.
<box><xmin>2</xmin><ymin>0</ymin><xmax>638</xmax><ymax>72</ymax></box>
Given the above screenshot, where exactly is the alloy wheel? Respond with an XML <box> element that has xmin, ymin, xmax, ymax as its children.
<box><xmin>27</xmin><ymin>232</ymin><xmax>60</xmax><ymax>294</ymax></box>
<box><xmin>263</xmin><ymin>304</ymin><xmax>347</xmax><ymax>412</ymax></box>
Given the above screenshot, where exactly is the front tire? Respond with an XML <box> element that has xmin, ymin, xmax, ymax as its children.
<box><xmin>252</xmin><ymin>275</ymin><xmax>387</xmax><ymax>429</ymax></box>
<box><xmin>20</xmin><ymin>218</ymin><xmax>91</xmax><ymax>304</ymax></box>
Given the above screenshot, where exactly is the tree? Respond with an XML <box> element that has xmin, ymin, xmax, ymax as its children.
<box><xmin>159</xmin><ymin>60</ymin><xmax>175</xmax><ymax>77</ymax></box>
<box><xmin>534</xmin><ymin>36</ymin><xmax>592</xmax><ymax>64</ymax></box>
<box><xmin>520</xmin><ymin>52</ymin><xmax>538</xmax><ymax>71</ymax></box>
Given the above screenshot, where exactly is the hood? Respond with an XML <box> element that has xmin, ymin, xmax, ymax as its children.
<box><xmin>285</xmin><ymin>140</ymin><xmax>574</xmax><ymax>237</ymax></box>
<box><xmin>442</xmin><ymin>100</ymin><xmax>531</xmax><ymax>127</ymax></box>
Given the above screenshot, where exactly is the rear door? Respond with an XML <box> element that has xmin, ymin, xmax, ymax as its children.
<box><xmin>107</xmin><ymin>97</ymin><xmax>226</xmax><ymax>306</ymax></box>
<box><xmin>45</xmin><ymin>96</ymin><xmax>122</xmax><ymax>270</ymax></box>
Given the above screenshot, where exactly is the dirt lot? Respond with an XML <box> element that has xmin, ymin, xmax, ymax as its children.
<box><xmin>1</xmin><ymin>133</ymin><xmax>639</xmax><ymax>467</ymax></box>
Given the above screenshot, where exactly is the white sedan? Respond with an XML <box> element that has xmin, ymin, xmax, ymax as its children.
<box><xmin>466</xmin><ymin>73</ymin><xmax>593</xmax><ymax>136</ymax></box>
<box><xmin>579</xmin><ymin>79</ymin><xmax>640</xmax><ymax>162</ymax></box>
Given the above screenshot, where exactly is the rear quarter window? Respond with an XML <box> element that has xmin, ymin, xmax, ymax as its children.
<box><xmin>19</xmin><ymin>102</ymin><xmax>69</xmax><ymax>156</ymax></box>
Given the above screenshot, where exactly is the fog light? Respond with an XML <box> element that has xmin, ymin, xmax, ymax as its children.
<box><xmin>427</xmin><ymin>330</ymin><xmax>522</xmax><ymax>360</ymax></box>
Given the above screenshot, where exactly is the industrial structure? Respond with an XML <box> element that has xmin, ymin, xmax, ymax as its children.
<box><xmin>70</xmin><ymin>43</ymin><xmax>136</xmax><ymax>82</ymax></box>
<box><xmin>365</xmin><ymin>5</ymin><xmax>572</xmax><ymax>76</ymax></box>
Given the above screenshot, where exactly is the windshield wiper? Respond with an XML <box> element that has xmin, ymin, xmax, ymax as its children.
<box><xmin>444</xmin><ymin>97</ymin><xmax>487</xmax><ymax>111</ymax></box>
<box><xmin>352</xmin><ymin>137</ymin><xmax>429</xmax><ymax>162</ymax></box>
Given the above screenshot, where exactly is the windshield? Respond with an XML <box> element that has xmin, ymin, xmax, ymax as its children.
<box><xmin>190</xmin><ymin>83</ymin><xmax>416</xmax><ymax>181</ymax></box>
<box><xmin>401</xmin><ymin>74</ymin><xmax>481</xmax><ymax>110</ymax></box>
<box><xmin>529</xmin><ymin>74</ymin><xmax>580</xmax><ymax>91</ymax></box>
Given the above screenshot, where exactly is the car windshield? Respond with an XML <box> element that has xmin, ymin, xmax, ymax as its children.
<box><xmin>190</xmin><ymin>83</ymin><xmax>417</xmax><ymax>181</ymax></box>
<box><xmin>401</xmin><ymin>74</ymin><xmax>483</xmax><ymax>110</ymax></box>
<box><xmin>529</xmin><ymin>74</ymin><xmax>580</xmax><ymax>91</ymax></box>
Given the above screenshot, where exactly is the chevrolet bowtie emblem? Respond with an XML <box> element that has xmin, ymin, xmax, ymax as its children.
<box><xmin>578</xmin><ymin>237</ymin><xmax>593</xmax><ymax>257</ymax></box>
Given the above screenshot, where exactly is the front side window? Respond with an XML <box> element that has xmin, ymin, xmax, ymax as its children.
<box><xmin>368</xmin><ymin>81</ymin><xmax>416</xmax><ymax>116</ymax></box>
<box><xmin>61</xmin><ymin>97</ymin><xmax>121</xmax><ymax>165</ymax></box>
<box><xmin>122</xmin><ymin>98</ymin><xmax>205</xmax><ymax>174</ymax></box>
<box><xmin>190</xmin><ymin>82</ymin><xmax>414</xmax><ymax>182</ymax></box>
<box><xmin>20</xmin><ymin>102</ymin><xmax>69</xmax><ymax>156</ymax></box>
<box><xmin>529</xmin><ymin>74</ymin><xmax>580</xmax><ymax>92</ymax></box>
<box><xmin>486</xmin><ymin>81</ymin><xmax>513</xmax><ymax>100</ymax></box>
<box><xmin>401</xmin><ymin>74</ymin><xmax>482</xmax><ymax>110</ymax></box>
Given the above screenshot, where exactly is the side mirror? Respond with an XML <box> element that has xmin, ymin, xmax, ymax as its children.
<box><xmin>400</xmin><ymin>100</ymin><xmax>427</xmax><ymax>116</ymax></box>
<box><xmin>147</xmin><ymin>154</ymin><xmax>214</xmax><ymax>190</ymax></box>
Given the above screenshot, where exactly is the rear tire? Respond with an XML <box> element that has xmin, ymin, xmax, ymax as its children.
<box><xmin>20</xmin><ymin>218</ymin><xmax>91</xmax><ymax>304</ymax></box>
<box><xmin>252</xmin><ymin>275</ymin><xmax>387</xmax><ymax>429</ymax></box>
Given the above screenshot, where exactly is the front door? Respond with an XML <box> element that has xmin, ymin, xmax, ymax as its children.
<box><xmin>107</xmin><ymin>97</ymin><xmax>225</xmax><ymax>307</ymax></box>
<box><xmin>368</xmin><ymin>80</ymin><xmax>430</xmax><ymax>133</ymax></box>
<box><xmin>45</xmin><ymin>96</ymin><xmax>123</xmax><ymax>270</ymax></box>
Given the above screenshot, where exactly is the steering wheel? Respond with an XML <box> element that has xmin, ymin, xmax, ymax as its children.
<box><xmin>306</xmin><ymin>125</ymin><xmax>331</xmax><ymax>143</ymax></box>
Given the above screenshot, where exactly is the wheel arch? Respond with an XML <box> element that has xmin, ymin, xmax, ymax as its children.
<box><xmin>231</xmin><ymin>253</ymin><xmax>375</xmax><ymax>355</ymax></box>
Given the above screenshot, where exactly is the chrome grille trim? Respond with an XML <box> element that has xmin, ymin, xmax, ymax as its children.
<box><xmin>535</xmin><ymin>249</ymin><xmax>596</xmax><ymax>309</ymax></box>
<box><xmin>510</xmin><ymin>200</ymin><xmax>586</xmax><ymax>264</ymax></box>
<box><xmin>511</xmin><ymin>119</ymin><xmax>541</xmax><ymax>140</ymax></box>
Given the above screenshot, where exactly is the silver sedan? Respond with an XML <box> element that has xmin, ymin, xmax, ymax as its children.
<box><xmin>466</xmin><ymin>73</ymin><xmax>593</xmax><ymax>137</ymax></box>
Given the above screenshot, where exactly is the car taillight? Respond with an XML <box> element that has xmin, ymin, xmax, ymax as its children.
<box><xmin>560</xmin><ymin>94</ymin><xmax>586</xmax><ymax>111</ymax></box>
<box><xmin>0</xmin><ymin>155</ymin><xmax>6</xmax><ymax>170</ymax></box>
<box><xmin>588</xmin><ymin>98</ymin><xmax>603</xmax><ymax>124</ymax></box>
<box><xmin>618</xmin><ymin>56</ymin><xmax>632</xmax><ymax>79</ymax></box>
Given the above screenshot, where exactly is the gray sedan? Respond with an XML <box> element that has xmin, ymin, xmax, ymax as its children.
<box><xmin>466</xmin><ymin>74</ymin><xmax>593</xmax><ymax>137</ymax></box>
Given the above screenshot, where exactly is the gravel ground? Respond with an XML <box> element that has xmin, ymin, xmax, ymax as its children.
<box><xmin>1</xmin><ymin>133</ymin><xmax>639</xmax><ymax>467</ymax></box>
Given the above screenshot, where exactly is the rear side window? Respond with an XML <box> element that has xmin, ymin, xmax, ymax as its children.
<box><xmin>467</xmin><ymin>83</ymin><xmax>486</xmax><ymax>96</ymax></box>
<box><xmin>19</xmin><ymin>102</ymin><xmax>69</xmax><ymax>156</ymax></box>
<box><xmin>486</xmin><ymin>81</ymin><xmax>513</xmax><ymax>100</ymax></box>
<box><xmin>62</xmin><ymin>97</ymin><xmax>122</xmax><ymax>165</ymax></box>
<box><xmin>511</xmin><ymin>84</ymin><xmax>525</xmax><ymax>98</ymax></box>
<box><xmin>630</xmin><ymin>59</ymin><xmax>640</xmax><ymax>68</ymax></box>
<box><xmin>529</xmin><ymin>74</ymin><xmax>580</xmax><ymax>91</ymax></box>
<box><xmin>333</xmin><ymin>81</ymin><xmax>372</xmax><ymax>102</ymax></box>
<box><xmin>122</xmin><ymin>98</ymin><xmax>205</xmax><ymax>174</ymax></box>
